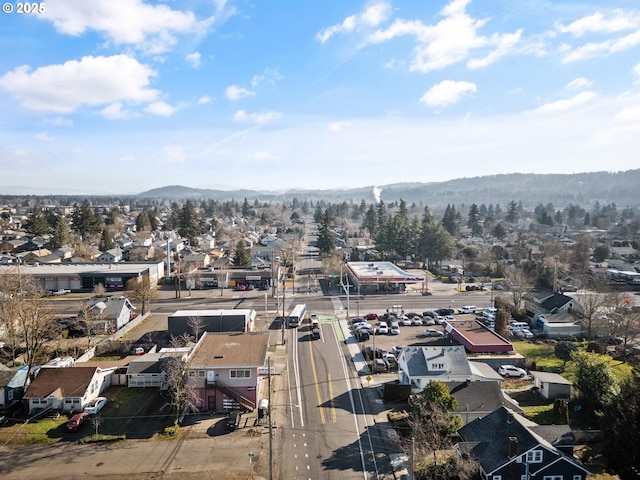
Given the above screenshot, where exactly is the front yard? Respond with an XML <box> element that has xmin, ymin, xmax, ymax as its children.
<box><xmin>0</xmin><ymin>386</ymin><xmax>173</xmax><ymax>445</ymax></box>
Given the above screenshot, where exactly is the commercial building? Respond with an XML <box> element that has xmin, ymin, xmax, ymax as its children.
<box><xmin>345</xmin><ymin>261</ymin><xmax>425</xmax><ymax>294</ymax></box>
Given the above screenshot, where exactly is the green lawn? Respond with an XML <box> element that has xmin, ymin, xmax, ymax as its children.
<box><xmin>511</xmin><ymin>340</ymin><xmax>634</xmax><ymax>383</ymax></box>
<box><xmin>0</xmin><ymin>416</ymin><xmax>69</xmax><ymax>445</ymax></box>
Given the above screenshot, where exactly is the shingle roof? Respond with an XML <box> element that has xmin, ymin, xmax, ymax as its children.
<box><xmin>540</xmin><ymin>293</ymin><xmax>573</xmax><ymax>311</ymax></box>
<box><xmin>23</xmin><ymin>366</ymin><xmax>99</xmax><ymax>399</ymax></box>
<box><xmin>457</xmin><ymin>406</ymin><xmax>552</xmax><ymax>473</ymax></box>
<box><xmin>403</xmin><ymin>346</ymin><xmax>471</xmax><ymax>378</ymax></box>
<box><xmin>447</xmin><ymin>381</ymin><xmax>523</xmax><ymax>416</ymax></box>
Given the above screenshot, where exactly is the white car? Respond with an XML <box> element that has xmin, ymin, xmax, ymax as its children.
<box><xmin>411</xmin><ymin>317</ymin><xmax>424</xmax><ymax>326</ymax></box>
<box><xmin>400</xmin><ymin>317</ymin><xmax>412</xmax><ymax>326</ymax></box>
<box><xmin>423</xmin><ymin>329</ymin><xmax>444</xmax><ymax>337</ymax></box>
<box><xmin>458</xmin><ymin>305</ymin><xmax>477</xmax><ymax>314</ymax></box>
<box><xmin>376</xmin><ymin>322</ymin><xmax>389</xmax><ymax>335</ymax></box>
<box><xmin>434</xmin><ymin>316</ymin><xmax>445</xmax><ymax>325</ymax></box>
<box><xmin>514</xmin><ymin>328</ymin><xmax>534</xmax><ymax>339</ymax></box>
<box><xmin>444</xmin><ymin>315</ymin><xmax>455</xmax><ymax>322</ymax></box>
<box><xmin>355</xmin><ymin>323</ymin><xmax>374</xmax><ymax>334</ymax></box>
<box><xmin>389</xmin><ymin>325</ymin><xmax>400</xmax><ymax>335</ymax></box>
<box><xmin>392</xmin><ymin>345</ymin><xmax>404</xmax><ymax>356</ymax></box>
<box><xmin>84</xmin><ymin>397</ymin><xmax>107</xmax><ymax>415</ymax></box>
<box><xmin>498</xmin><ymin>365</ymin><xmax>527</xmax><ymax>378</ymax></box>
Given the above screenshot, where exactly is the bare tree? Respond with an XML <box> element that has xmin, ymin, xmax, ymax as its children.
<box><xmin>162</xmin><ymin>336</ymin><xmax>200</xmax><ymax>425</ymax></box>
<box><xmin>0</xmin><ymin>268</ymin><xmax>58</xmax><ymax>386</ymax></box>
<box><xmin>126</xmin><ymin>275</ymin><xmax>157</xmax><ymax>315</ymax></box>
<box><xmin>501</xmin><ymin>265</ymin><xmax>534</xmax><ymax>316</ymax></box>
<box><xmin>575</xmin><ymin>275</ymin><xmax>610</xmax><ymax>339</ymax></box>
<box><xmin>187</xmin><ymin>315</ymin><xmax>206</xmax><ymax>342</ymax></box>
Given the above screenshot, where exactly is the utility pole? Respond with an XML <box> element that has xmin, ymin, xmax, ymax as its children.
<box><xmin>268</xmin><ymin>357</ymin><xmax>273</xmax><ymax>480</ymax></box>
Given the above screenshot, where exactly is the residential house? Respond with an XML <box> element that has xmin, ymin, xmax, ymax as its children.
<box><xmin>182</xmin><ymin>251</ymin><xmax>211</xmax><ymax>271</ymax></box>
<box><xmin>525</xmin><ymin>291</ymin><xmax>582</xmax><ymax>317</ymax></box>
<box><xmin>0</xmin><ymin>239</ymin><xmax>26</xmax><ymax>254</ymax></box>
<box><xmin>127</xmin><ymin>352</ymin><xmax>177</xmax><ymax>388</ymax></box>
<box><xmin>0</xmin><ymin>366</ymin><xmax>28</xmax><ymax>411</ymax></box>
<box><xmin>17</xmin><ymin>248</ymin><xmax>53</xmax><ymax>265</ymax></box>
<box><xmin>456</xmin><ymin>406</ymin><xmax>591</xmax><ymax>480</ymax></box>
<box><xmin>397</xmin><ymin>346</ymin><xmax>496</xmax><ymax>391</ymax></box>
<box><xmin>530</xmin><ymin>371</ymin><xmax>572</xmax><ymax>400</ymax></box>
<box><xmin>187</xmin><ymin>332</ymin><xmax>269</xmax><ymax>412</ymax></box>
<box><xmin>82</xmin><ymin>296</ymin><xmax>136</xmax><ymax>333</ymax></box>
<box><xmin>98</xmin><ymin>246</ymin><xmax>123</xmax><ymax>263</ymax></box>
<box><xmin>446</xmin><ymin>380</ymin><xmax>523</xmax><ymax>425</ymax></box>
<box><xmin>23</xmin><ymin>366</ymin><xmax>115</xmax><ymax>413</ymax></box>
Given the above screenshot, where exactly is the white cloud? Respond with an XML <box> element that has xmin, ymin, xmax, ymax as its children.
<box><xmin>233</xmin><ymin>110</ymin><xmax>282</xmax><ymax>125</ymax></box>
<box><xmin>419</xmin><ymin>80</ymin><xmax>477</xmax><ymax>108</ymax></box>
<box><xmin>197</xmin><ymin>95</ymin><xmax>213</xmax><ymax>104</ymax></box>
<box><xmin>533</xmin><ymin>91</ymin><xmax>598</xmax><ymax>113</ymax></box>
<box><xmin>43</xmin><ymin>0</ymin><xmax>214</xmax><ymax>54</ymax></box>
<box><xmin>35</xmin><ymin>132</ymin><xmax>54</xmax><ymax>142</ymax></box>
<box><xmin>145</xmin><ymin>101</ymin><xmax>178</xmax><ymax>116</ymax></box>
<box><xmin>119</xmin><ymin>153</ymin><xmax>137</xmax><ymax>164</ymax></box>
<box><xmin>251</xmin><ymin>151</ymin><xmax>281</xmax><ymax>162</ymax></box>
<box><xmin>186</xmin><ymin>52</ymin><xmax>202</xmax><ymax>68</ymax></box>
<box><xmin>250</xmin><ymin>68</ymin><xmax>283</xmax><ymax>87</ymax></box>
<box><xmin>0</xmin><ymin>55</ymin><xmax>158</xmax><ymax>113</ymax></box>
<box><xmin>161</xmin><ymin>145</ymin><xmax>187</xmax><ymax>164</ymax></box>
<box><xmin>561</xmin><ymin>29</ymin><xmax>640</xmax><ymax>63</ymax></box>
<box><xmin>555</xmin><ymin>10</ymin><xmax>640</xmax><ymax>37</ymax></box>
<box><xmin>101</xmin><ymin>102</ymin><xmax>133</xmax><ymax>120</ymax></box>
<box><xmin>47</xmin><ymin>117</ymin><xmax>74</xmax><ymax>127</ymax></box>
<box><xmin>328</xmin><ymin>121</ymin><xmax>348</xmax><ymax>133</ymax></box>
<box><xmin>368</xmin><ymin>0</ymin><xmax>521</xmax><ymax>73</ymax></box>
<box><xmin>316</xmin><ymin>2</ymin><xmax>391</xmax><ymax>43</ymax></box>
<box><xmin>566</xmin><ymin>77</ymin><xmax>592</xmax><ymax>90</ymax></box>
<box><xmin>225</xmin><ymin>85</ymin><xmax>255</xmax><ymax>101</ymax></box>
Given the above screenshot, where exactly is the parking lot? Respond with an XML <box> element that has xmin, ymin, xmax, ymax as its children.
<box><xmin>348</xmin><ymin>309</ymin><xmax>481</xmax><ymax>366</ymax></box>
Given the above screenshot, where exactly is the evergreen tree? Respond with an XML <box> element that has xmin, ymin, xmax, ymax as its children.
<box><xmin>442</xmin><ymin>204</ymin><xmax>459</xmax><ymax>236</ymax></box>
<box><xmin>99</xmin><ymin>229</ymin><xmax>114</xmax><ymax>251</ymax></box>
<box><xmin>467</xmin><ymin>203</ymin><xmax>482</xmax><ymax>236</ymax></box>
<box><xmin>362</xmin><ymin>205</ymin><xmax>377</xmax><ymax>236</ymax></box>
<box><xmin>136</xmin><ymin>211</ymin><xmax>151</xmax><ymax>232</ymax></box>
<box><xmin>232</xmin><ymin>240</ymin><xmax>251</xmax><ymax>268</ymax></box>
<box><xmin>25</xmin><ymin>211</ymin><xmax>50</xmax><ymax>236</ymax></box>
<box><xmin>505</xmin><ymin>200</ymin><xmax>519</xmax><ymax>223</ymax></box>
<box><xmin>51</xmin><ymin>215</ymin><xmax>72</xmax><ymax>249</ymax></box>
<box><xmin>71</xmin><ymin>200</ymin><xmax>102</xmax><ymax>239</ymax></box>
<box><xmin>317</xmin><ymin>209</ymin><xmax>336</xmax><ymax>253</ymax></box>
<box><xmin>178</xmin><ymin>200</ymin><xmax>204</xmax><ymax>244</ymax></box>
<box><xmin>601</xmin><ymin>368</ymin><xmax>640</xmax><ymax>480</ymax></box>
<box><xmin>492</xmin><ymin>222</ymin><xmax>507</xmax><ymax>240</ymax></box>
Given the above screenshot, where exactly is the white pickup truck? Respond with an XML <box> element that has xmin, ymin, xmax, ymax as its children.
<box><xmin>50</xmin><ymin>289</ymin><xmax>71</xmax><ymax>296</ymax></box>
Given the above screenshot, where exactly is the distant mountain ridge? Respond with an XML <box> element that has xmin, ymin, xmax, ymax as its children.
<box><xmin>137</xmin><ymin>170</ymin><xmax>640</xmax><ymax>208</ymax></box>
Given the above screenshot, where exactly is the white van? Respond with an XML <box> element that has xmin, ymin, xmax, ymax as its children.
<box><xmin>509</xmin><ymin>321</ymin><xmax>529</xmax><ymax>331</ymax></box>
<box><xmin>458</xmin><ymin>305</ymin><xmax>477</xmax><ymax>314</ymax></box>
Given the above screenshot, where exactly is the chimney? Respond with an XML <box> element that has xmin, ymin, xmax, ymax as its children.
<box><xmin>508</xmin><ymin>436</ymin><xmax>518</xmax><ymax>457</ymax></box>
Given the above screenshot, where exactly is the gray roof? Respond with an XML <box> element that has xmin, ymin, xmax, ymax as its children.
<box><xmin>87</xmin><ymin>296</ymin><xmax>135</xmax><ymax>319</ymax></box>
<box><xmin>531</xmin><ymin>371</ymin><xmax>573</xmax><ymax>385</ymax></box>
<box><xmin>126</xmin><ymin>353</ymin><xmax>173</xmax><ymax>375</ymax></box>
<box><xmin>457</xmin><ymin>406</ymin><xmax>552</xmax><ymax>473</ymax></box>
<box><xmin>447</xmin><ymin>381</ymin><xmax>523</xmax><ymax>416</ymax></box>
<box><xmin>403</xmin><ymin>346</ymin><xmax>471</xmax><ymax>378</ymax></box>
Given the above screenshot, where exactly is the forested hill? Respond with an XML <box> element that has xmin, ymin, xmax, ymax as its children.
<box><xmin>138</xmin><ymin>170</ymin><xmax>640</xmax><ymax>208</ymax></box>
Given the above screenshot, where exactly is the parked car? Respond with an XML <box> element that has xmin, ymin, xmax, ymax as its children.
<box><xmin>66</xmin><ymin>412</ymin><xmax>90</xmax><ymax>431</ymax></box>
<box><xmin>422</xmin><ymin>311</ymin><xmax>437</xmax><ymax>319</ymax></box>
<box><xmin>400</xmin><ymin>316</ymin><xmax>412</xmax><ymax>326</ymax></box>
<box><xmin>382</xmin><ymin>353</ymin><xmax>398</xmax><ymax>369</ymax></box>
<box><xmin>434</xmin><ymin>316</ymin><xmax>444</xmax><ymax>325</ymax></box>
<box><xmin>513</xmin><ymin>328</ymin><xmax>534</xmax><ymax>339</ymax></box>
<box><xmin>392</xmin><ymin>345</ymin><xmax>405</xmax><ymax>355</ymax></box>
<box><xmin>405</xmin><ymin>312</ymin><xmax>422</xmax><ymax>319</ymax></box>
<box><xmin>364</xmin><ymin>312</ymin><xmax>379</xmax><ymax>320</ymax></box>
<box><xmin>389</xmin><ymin>325</ymin><xmax>400</xmax><ymax>335</ymax></box>
<box><xmin>227</xmin><ymin>410</ymin><xmax>242</xmax><ymax>431</ymax></box>
<box><xmin>84</xmin><ymin>397</ymin><xmax>107</xmax><ymax>415</ymax></box>
<box><xmin>373</xmin><ymin>358</ymin><xmax>388</xmax><ymax>373</ymax></box>
<box><xmin>435</xmin><ymin>308</ymin><xmax>454</xmax><ymax>316</ymax></box>
<box><xmin>482</xmin><ymin>308</ymin><xmax>497</xmax><ymax>319</ymax></box>
<box><xmin>411</xmin><ymin>317</ymin><xmax>424</xmax><ymax>326</ymax></box>
<box><xmin>498</xmin><ymin>365</ymin><xmax>527</xmax><ymax>378</ymax></box>
<box><xmin>423</xmin><ymin>329</ymin><xmax>444</xmax><ymax>337</ymax></box>
<box><xmin>50</xmin><ymin>289</ymin><xmax>71</xmax><ymax>296</ymax></box>
<box><xmin>352</xmin><ymin>317</ymin><xmax>367</xmax><ymax>325</ymax></box>
<box><xmin>355</xmin><ymin>323</ymin><xmax>374</xmax><ymax>334</ymax></box>
<box><xmin>444</xmin><ymin>315</ymin><xmax>455</xmax><ymax>322</ymax></box>
<box><xmin>355</xmin><ymin>330</ymin><xmax>370</xmax><ymax>342</ymax></box>
<box><xmin>376</xmin><ymin>322</ymin><xmax>389</xmax><ymax>335</ymax></box>
<box><xmin>458</xmin><ymin>305</ymin><xmax>477</xmax><ymax>314</ymax></box>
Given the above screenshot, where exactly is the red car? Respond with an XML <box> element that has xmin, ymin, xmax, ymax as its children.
<box><xmin>363</xmin><ymin>313</ymin><xmax>379</xmax><ymax>320</ymax></box>
<box><xmin>66</xmin><ymin>412</ymin><xmax>90</xmax><ymax>431</ymax></box>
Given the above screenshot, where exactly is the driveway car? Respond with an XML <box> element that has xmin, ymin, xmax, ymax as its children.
<box><xmin>498</xmin><ymin>365</ymin><xmax>527</xmax><ymax>378</ymax></box>
<box><xmin>423</xmin><ymin>329</ymin><xmax>444</xmax><ymax>337</ymax></box>
<box><xmin>66</xmin><ymin>413</ymin><xmax>90</xmax><ymax>431</ymax></box>
<box><xmin>227</xmin><ymin>410</ymin><xmax>242</xmax><ymax>431</ymax></box>
<box><xmin>84</xmin><ymin>397</ymin><xmax>107</xmax><ymax>415</ymax></box>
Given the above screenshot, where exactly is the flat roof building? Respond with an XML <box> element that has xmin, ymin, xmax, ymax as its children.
<box><xmin>443</xmin><ymin>319</ymin><xmax>514</xmax><ymax>354</ymax></box>
<box><xmin>346</xmin><ymin>261</ymin><xmax>425</xmax><ymax>294</ymax></box>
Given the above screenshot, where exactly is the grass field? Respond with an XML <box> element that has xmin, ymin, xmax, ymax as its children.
<box><xmin>0</xmin><ymin>416</ymin><xmax>69</xmax><ymax>445</ymax></box>
<box><xmin>511</xmin><ymin>340</ymin><xmax>634</xmax><ymax>383</ymax></box>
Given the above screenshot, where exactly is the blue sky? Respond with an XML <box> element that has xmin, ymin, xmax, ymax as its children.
<box><xmin>1</xmin><ymin>0</ymin><xmax>640</xmax><ymax>194</ymax></box>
